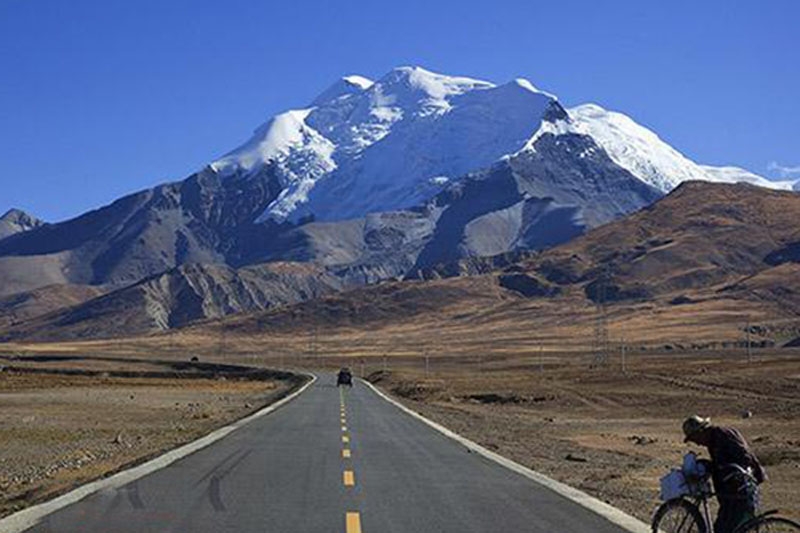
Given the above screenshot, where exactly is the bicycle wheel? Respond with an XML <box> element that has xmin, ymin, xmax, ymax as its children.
<box><xmin>740</xmin><ymin>517</ymin><xmax>800</xmax><ymax>533</ymax></box>
<box><xmin>652</xmin><ymin>499</ymin><xmax>708</xmax><ymax>533</ymax></box>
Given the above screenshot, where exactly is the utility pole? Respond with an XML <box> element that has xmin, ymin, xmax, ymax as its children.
<box><xmin>308</xmin><ymin>325</ymin><xmax>318</xmax><ymax>359</ymax></box>
<box><xmin>424</xmin><ymin>348</ymin><xmax>430</xmax><ymax>379</ymax></box>
<box><xmin>167</xmin><ymin>327</ymin><xmax>174</xmax><ymax>361</ymax></box>
<box><xmin>383</xmin><ymin>353</ymin><xmax>387</xmax><ymax>373</ymax></box>
<box><xmin>621</xmin><ymin>337</ymin><xmax>627</xmax><ymax>375</ymax></box>
<box><xmin>592</xmin><ymin>265</ymin><xmax>611</xmax><ymax>368</ymax></box>
<box><xmin>217</xmin><ymin>325</ymin><xmax>226</xmax><ymax>360</ymax></box>
<box><xmin>746</xmin><ymin>316</ymin><xmax>752</xmax><ymax>363</ymax></box>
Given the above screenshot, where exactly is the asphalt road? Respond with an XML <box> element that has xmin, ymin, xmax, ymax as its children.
<box><xmin>24</xmin><ymin>374</ymin><xmax>634</xmax><ymax>533</ymax></box>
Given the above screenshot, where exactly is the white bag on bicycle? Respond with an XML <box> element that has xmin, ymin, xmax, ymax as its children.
<box><xmin>682</xmin><ymin>451</ymin><xmax>707</xmax><ymax>478</ymax></box>
<box><xmin>659</xmin><ymin>469</ymin><xmax>689</xmax><ymax>501</ymax></box>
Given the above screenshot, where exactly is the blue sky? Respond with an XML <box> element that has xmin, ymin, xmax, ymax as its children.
<box><xmin>1</xmin><ymin>0</ymin><xmax>798</xmax><ymax>221</ymax></box>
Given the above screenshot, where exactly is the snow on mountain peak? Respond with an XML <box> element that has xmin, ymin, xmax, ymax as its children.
<box><xmin>208</xmin><ymin>67</ymin><xmax>791</xmax><ymax>225</ymax></box>
<box><xmin>700</xmin><ymin>166</ymin><xmax>797</xmax><ymax>191</ymax></box>
<box><xmin>312</xmin><ymin>75</ymin><xmax>374</xmax><ymax>106</ymax></box>
<box><xmin>211</xmin><ymin>108</ymin><xmax>335</xmax><ymax>173</ymax></box>
<box><xmin>558</xmin><ymin>103</ymin><xmax>791</xmax><ymax>193</ymax></box>
<box><xmin>562</xmin><ymin>103</ymin><xmax>708</xmax><ymax>192</ymax></box>
<box><xmin>342</xmin><ymin>75</ymin><xmax>373</xmax><ymax>89</ymax></box>
<box><xmin>509</xmin><ymin>77</ymin><xmax>550</xmax><ymax>96</ymax></box>
<box><xmin>384</xmin><ymin>66</ymin><xmax>493</xmax><ymax>99</ymax></box>
<box><xmin>210</xmin><ymin>109</ymin><xmax>337</xmax><ymax>219</ymax></box>
<box><xmin>211</xmin><ymin>66</ymin><xmax>557</xmax><ymax>223</ymax></box>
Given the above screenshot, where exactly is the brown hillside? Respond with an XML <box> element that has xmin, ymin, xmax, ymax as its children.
<box><xmin>525</xmin><ymin>181</ymin><xmax>800</xmax><ymax>299</ymax></box>
<box><xmin>0</xmin><ymin>284</ymin><xmax>106</xmax><ymax>330</ymax></box>
<box><xmin>1</xmin><ymin>262</ymin><xmax>343</xmax><ymax>341</ymax></box>
<box><xmin>177</xmin><ymin>182</ymin><xmax>800</xmax><ymax>354</ymax></box>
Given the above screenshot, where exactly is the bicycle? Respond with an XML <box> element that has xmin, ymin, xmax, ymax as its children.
<box><xmin>652</xmin><ymin>461</ymin><xmax>800</xmax><ymax>533</ymax></box>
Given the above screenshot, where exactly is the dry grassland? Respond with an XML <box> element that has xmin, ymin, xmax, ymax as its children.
<box><xmin>0</xmin><ymin>360</ymin><xmax>296</xmax><ymax>518</ymax></box>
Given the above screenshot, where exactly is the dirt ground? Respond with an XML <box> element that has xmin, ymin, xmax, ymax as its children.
<box><xmin>364</xmin><ymin>351</ymin><xmax>800</xmax><ymax>525</ymax></box>
<box><xmin>0</xmin><ymin>360</ymin><xmax>298</xmax><ymax>518</ymax></box>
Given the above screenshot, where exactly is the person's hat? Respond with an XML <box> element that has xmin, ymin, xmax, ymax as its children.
<box><xmin>682</xmin><ymin>415</ymin><xmax>711</xmax><ymax>442</ymax></box>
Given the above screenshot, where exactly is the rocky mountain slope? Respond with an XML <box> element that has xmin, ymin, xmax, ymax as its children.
<box><xmin>0</xmin><ymin>167</ymin><xmax>283</xmax><ymax>295</ymax></box>
<box><xmin>208</xmin><ymin>182</ymin><xmax>799</xmax><ymax>338</ymax></box>
<box><xmin>7</xmin><ymin>182</ymin><xmax>799</xmax><ymax>342</ymax></box>
<box><xmin>2</xmin><ymin>262</ymin><xmax>342</xmax><ymax>340</ymax></box>
<box><xmin>0</xmin><ymin>209</ymin><xmax>44</xmax><ymax>240</ymax></box>
<box><xmin>0</xmin><ymin>284</ymin><xmax>105</xmax><ymax>330</ymax></box>
<box><xmin>415</xmin><ymin>181</ymin><xmax>800</xmax><ymax>310</ymax></box>
<box><xmin>260</xmin><ymin>126</ymin><xmax>662</xmax><ymax>283</ymax></box>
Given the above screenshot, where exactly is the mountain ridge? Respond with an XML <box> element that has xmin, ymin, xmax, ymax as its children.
<box><xmin>186</xmin><ymin>181</ymin><xmax>800</xmax><ymax>347</ymax></box>
<box><xmin>6</xmin><ymin>181</ymin><xmax>798</xmax><ymax>341</ymax></box>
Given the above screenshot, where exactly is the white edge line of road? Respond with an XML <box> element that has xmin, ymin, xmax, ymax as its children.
<box><xmin>361</xmin><ymin>378</ymin><xmax>652</xmax><ymax>533</ymax></box>
<box><xmin>0</xmin><ymin>373</ymin><xmax>317</xmax><ymax>533</ymax></box>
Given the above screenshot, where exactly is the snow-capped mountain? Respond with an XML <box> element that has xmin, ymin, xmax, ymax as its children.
<box><xmin>212</xmin><ymin>67</ymin><xmax>559</xmax><ymax>222</ymax></box>
<box><xmin>2</xmin><ymin>65</ymin><xmax>795</xmax><ymax>337</ymax></box>
<box><xmin>210</xmin><ymin>66</ymin><xmax>790</xmax><ymax>226</ymax></box>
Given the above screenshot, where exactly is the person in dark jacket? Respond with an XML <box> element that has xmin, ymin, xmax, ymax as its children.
<box><xmin>682</xmin><ymin>415</ymin><xmax>767</xmax><ymax>533</ymax></box>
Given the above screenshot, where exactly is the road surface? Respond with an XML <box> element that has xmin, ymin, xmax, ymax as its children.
<box><xmin>24</xmin><ymin>374</ymin><xmax>635</xmax><ymax>532</ymax></box>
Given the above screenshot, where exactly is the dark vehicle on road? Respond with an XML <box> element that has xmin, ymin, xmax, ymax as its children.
<box><xmin>337</xmin><ymin>368</ymin><xmax>353</xmax><ymax>387</ymax></box>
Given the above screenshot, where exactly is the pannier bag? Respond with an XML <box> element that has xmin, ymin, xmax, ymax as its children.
<box><xmin>660</xmin><ymin>469</ymin><xmax>689</xmax><ymax>501</ymax></box>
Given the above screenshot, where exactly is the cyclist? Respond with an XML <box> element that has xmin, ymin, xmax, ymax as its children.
<box><xmin>682</xmin><ymin>415</ymin><xmax>767</xmax><ymax>533</ymax></box>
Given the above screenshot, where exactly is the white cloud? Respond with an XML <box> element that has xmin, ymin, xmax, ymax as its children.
<box><xmin>768</xmin><ymin>161</ymin><xmax>800</xmax><ymax>179</ymax></box>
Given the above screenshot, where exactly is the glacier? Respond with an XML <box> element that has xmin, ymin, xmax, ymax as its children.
<box><xmin>212</xmin><ymin>66</ymin><xmax>556</xmax><ymax>222</ymax></box>
<box><xmin>565</xmin><ymin>103</ymin><xmax>797</xmax><ymax>193</ymax></box>
<box><xmin>209</xmin><ymin>66</ymin><xmax>793</xmax><ymax>224</ymax></box>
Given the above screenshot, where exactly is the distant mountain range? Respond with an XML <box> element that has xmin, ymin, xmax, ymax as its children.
<box><xmin>1</xmin><ymin>66</ymin><xmax>796</xmax><ymax>339</ymax></box>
